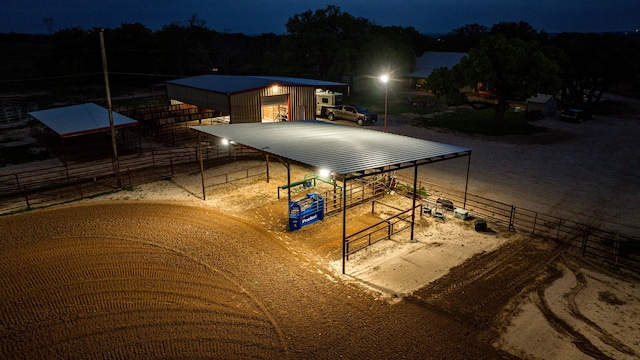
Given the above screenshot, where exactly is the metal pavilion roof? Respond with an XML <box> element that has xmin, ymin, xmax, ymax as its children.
<box><xmin>29</xmin><ymin>103</ymin><xmax>138</xmax><ymax>138</ymax></box>
<box><xmin>167</xmin><ymin>75</ymin><xmax>348</xmax><ymax>95</ymax></box>
<box><xmin>191</xmin><ymin>121</ymin><xmax>471</xmax><ymax>178</ymax></box>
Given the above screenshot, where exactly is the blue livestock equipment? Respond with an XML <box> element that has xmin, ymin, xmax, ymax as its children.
<box><xmin>289</xmin><ymin>193</ymin><xmax>325</xmax><ymax>230</ymax></box>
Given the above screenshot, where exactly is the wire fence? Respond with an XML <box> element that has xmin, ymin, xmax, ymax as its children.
<box><xmin>394</xmin><ymin>173</ymin><xmax>640</xmax><ymax>273</ymax></box>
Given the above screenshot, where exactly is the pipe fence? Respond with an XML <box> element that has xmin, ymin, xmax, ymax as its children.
<box><xmin>394</xmin><ymin>174</ymin><xmax>640</xmax><ymax>273</ymax></box>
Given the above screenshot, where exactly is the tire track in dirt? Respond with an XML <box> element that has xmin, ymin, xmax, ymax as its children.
<box><xmin>532</xmin><ymin>259</ymin><xmax>640</xmax><ymax>359</ymax></box>
<box><xmin>412</xmin><ymin>237</ymin><xmax>565</xmax><ymax>340</ymax></box>
<box><xmin>0</xmin><ymin>233</ymin><xmax>288</xmax><ymax>359</ymax></box>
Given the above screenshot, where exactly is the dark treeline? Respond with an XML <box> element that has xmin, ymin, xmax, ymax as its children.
<box><xmin>1</xmin><ymin>6</ymin><xmax>639</xmax><ymax>101</ymax></box>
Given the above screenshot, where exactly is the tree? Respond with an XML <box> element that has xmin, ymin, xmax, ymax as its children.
<box><xmin>434</xmin><ymin>24</ymin><xmax>488</xmax><ymax>52</ymax></box>
<box><xmin>423</xmin><ymin>66</ymin><xmax>466</xmax><ymax>106</ymax></box>
<box><xmin>490</xmin><ymin>21</ymin><xmax>548</xmax><ymax>43</ymax></box>
<box><xmin>456</xmin><ymin>34</ymin><xmax>560</xmax><ymax>127</ymax></box>
<box><xmin>37</xmin><ymin>27</ymin><xmax>97</xmax><ymax>77</ymax></box>
<box><xmin>552</xmin><ymin>32</ymin><xmax>640</xmax><ymax>105</ymax></box>
<box><xmin>105</xmin><ymin>23</ymin><xmax>154</xmax><ymax>74</ymax></box>
<box><xmin>428</xmin><ymin>34</ymin><xmax>559</xmax><ymax>127</ymax></box>
<box><xmin>153</xmin><ymin>14</ymin><xmax>213</xmax><ymax>75</ymax></box>
<box><xmin>278</xmin><ymin>5</ymin><xmax>372</xmax><ymax>80</ymax></box>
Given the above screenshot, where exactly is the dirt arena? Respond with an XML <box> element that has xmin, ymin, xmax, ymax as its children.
<box><xmin>2</xmin><ymin>93</ymin><xmax>640</xmax><ymax>359</ymax></box>
<box><xmin>1</xmin><ymin>158</ymin><xmax>639</xmax><ymax>359</ymax></box>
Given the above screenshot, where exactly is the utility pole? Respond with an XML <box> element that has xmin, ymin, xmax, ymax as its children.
<box><xmin>99</xmin><ymin>29</ymin><xmax>122</xmax><ymax>188</ymax></box>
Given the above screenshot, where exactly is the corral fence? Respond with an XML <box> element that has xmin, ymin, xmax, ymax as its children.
<box><xmin>394</xmin><ymin>173</ymin><xmax>640</xmax><ymax>273</ymax></box>
<box><xmin>3</xmin><ymin>145</ymin><xmax>638</xmax><ymax>273</ymax></box>
<box><xmin>345</xmin><ymin>201</ymin><xmax>421</xmax><ymax>258</ymax></box>
<box><xmin>0</xmin><ymin>144</ymin><xmax>261</xmax><ymax>214</ymax></box>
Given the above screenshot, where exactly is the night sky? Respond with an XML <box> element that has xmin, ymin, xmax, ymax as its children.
<box><xmin>2</xmin><ymin>0</ymin><xmax>639</xmax><ymax>35</ymax></box>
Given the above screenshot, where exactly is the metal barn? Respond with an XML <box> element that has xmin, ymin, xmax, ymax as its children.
<box><xmin>166</xmin><ymin>75</ymin><xmax>348</xmax><ymax>124</ymax></box>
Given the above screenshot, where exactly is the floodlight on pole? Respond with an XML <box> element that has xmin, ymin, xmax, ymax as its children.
<box><xmin>380</xmin><ymin>74</ymin><xmax>389</xmax><ymax>132</ymax></box>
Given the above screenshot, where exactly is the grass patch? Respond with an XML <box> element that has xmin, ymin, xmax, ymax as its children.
<box><xmin>347</xmin><ymin>91</ymin><xmax>440</xmax><ymax>116</ymax></box>
<box><xmin>413</xmin><ymin>108</ymin><xmax>547</xmax><ymax>136</ymax></box>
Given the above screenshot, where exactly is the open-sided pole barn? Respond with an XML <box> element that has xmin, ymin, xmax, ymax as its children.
<box><xmin>28</xmin><ymin>103</ymin><xmax>139</xmax><ymax>170</ymax></box>
<box><xmin>191</xmin><ymin>121</ymin><xmax>472</xmax><ymax>273</ymax></box>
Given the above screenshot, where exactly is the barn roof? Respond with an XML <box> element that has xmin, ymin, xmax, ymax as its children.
<box><xmin>29</xmin><ymin>103</ymin><xmax>138</xmax><ymax>138</ymax></box>
<box><xmin>191</xmin><ymin>121</ymin><xmax>471</xmax><ymax>178</ymax></box>
<box><xmin>167</xmin><ymin>75</ymin><xmax>348</xmax><ymax>95</ymax></box>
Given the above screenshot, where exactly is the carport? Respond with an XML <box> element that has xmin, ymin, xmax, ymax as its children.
<box><xmin>191</xmin><ymin>120</ymin><xmax>472</xmax><ymax>273</ymax></box>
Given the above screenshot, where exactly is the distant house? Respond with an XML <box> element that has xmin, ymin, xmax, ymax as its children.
<box><xmin>408</xmin><ymin>51</ymin><xmax>467</xmax><ymax>91</ymax></box>
<box><xmin>526</xmin><ymin>94</ymin><xmax>558</xmax><ymax>118</ymax></box>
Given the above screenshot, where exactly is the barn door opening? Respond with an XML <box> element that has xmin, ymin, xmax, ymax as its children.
<box><xmin>261</xmin><ymin>94</ymin><xmax>289</xmax><ymax>122</ymax></box>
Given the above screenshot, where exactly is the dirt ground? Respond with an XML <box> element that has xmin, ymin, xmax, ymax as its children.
<box><xmin>1</xmin><ymin>157</ymin><xmax>639</xmax><ymax>359</ymax></box>
<box><xmin>1</xmin><ymin>95</ymin><xmax>640</xmax><ymax>359</ymax></box>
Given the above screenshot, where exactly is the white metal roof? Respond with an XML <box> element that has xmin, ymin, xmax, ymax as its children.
<box><xmin>29</xmin><ymin>103</ymin><xmax>138</xmax><ymax>138</ymax></box>
<box><xmin>167</xmin><ymin>75</ymin><xmax>348</xmax><ymax>95</ymax></box>
<box><xmin>191</xmin><ymin>121</ymin><xmax>471</xmax><ymax>177</ymax></box>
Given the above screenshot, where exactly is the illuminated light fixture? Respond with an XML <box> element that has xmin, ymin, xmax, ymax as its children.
<box><xmin>221</xmin><ymin>138</ymin><xmax>230</xmax><ymax>145</ymax></box>
<box><xmin>272</xmin><ymin>84</ymin><xmax>279</xmax><ymax>91</ymax></box>
<box><xmin>380</xmin><ymin>74</ymin><xmax>389</xmax><ymax>132</ymax></box>
<box><xmin>318</xmin><ymin>168</ymin><xmax>331</xmax><ymax>179</ymax></box>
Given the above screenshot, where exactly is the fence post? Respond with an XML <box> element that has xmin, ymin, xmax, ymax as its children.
<box><xmin>509</xmin><ymin>206</ymin><xmax>516</xmax><ymax>231</ymax></box>
<box><xmin>23</xmin><ymin>185</ymin><xmax>30</xmax><ymax>209</ymax></box>
<box><xmin>14</xmin><ymin>174</ymin><xmax>21</xmax><ymax>193</ymax></box>
<box><xmin>77</xmin><ymin>176</ymin><xmax>83</xmax><ymax>199</ymax></box>
<box><xmin>532</xmin><ymin>213</ymin><xmax>538</xmax><ymax>235</ymax></box>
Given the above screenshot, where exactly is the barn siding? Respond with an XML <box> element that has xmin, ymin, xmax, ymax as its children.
<box><xmin>230</xmin><ymin>86</ymin><xmax>316</xmax><ymax>123</ymax></box>
<box><xmin>168</xmin><ymin>81</ymin><xmax>318</xmax><ymax>124</ymax></box>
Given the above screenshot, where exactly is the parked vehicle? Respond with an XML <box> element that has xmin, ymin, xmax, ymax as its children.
<box><xmin>316</xmin><ymin>89</ymin><xmax>343</xmax><ymax>116</ymax></box>
<box><xmin>559</xmin><ymin>107</ymin><xmax>592</xmax><ymax>123</ymax></box>
<box><xmin>325</xmin><ymin>105</ymin><xmax>378</xmax><ymax>126</ymax></box>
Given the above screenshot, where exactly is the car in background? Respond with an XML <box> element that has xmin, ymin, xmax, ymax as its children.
<box><xmin>559</xmin><ymin>107</ymin><xmax>593</xmax><ymax>123</ymax></box>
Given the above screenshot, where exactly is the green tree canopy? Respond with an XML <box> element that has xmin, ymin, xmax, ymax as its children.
<box><xmin>451</xmin><ymin>33</ymin><xmax>561</xmax><ymax>126</ymax></box>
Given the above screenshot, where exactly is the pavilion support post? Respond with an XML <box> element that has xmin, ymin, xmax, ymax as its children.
<box><xmin>410</xmin><ymin>163</ymin><xmax>418</xmax><ymax>242</ymax></box>
<box><xmin>198</xmin><ymin>133</ymin><xmax>206</xmax><ymax>200</ymax></box>
<box><xmin>286</xmin><ymin>162</ymin><xmax>291</xmax><ymax>204</ymax></box>
<box><xmin>342</xmin><ymin>176</ymin><xmax>348</xmax><ymax>274</ymax></box>
<box><xmin>265</xmin><ymin>154</ymin><xmax>270</xmax><ymax>183</ymax></box>
<box><xmin>62</xmin><ymin>138</ymin><xmax>70</xmax><ymax>181</ymax></box>
<box><xmin>463</xmin><ymin>152</ymin><xmax>472</xmax><ymax>209</ymax></box>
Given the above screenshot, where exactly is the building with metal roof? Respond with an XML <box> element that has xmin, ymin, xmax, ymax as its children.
<box><xmin>29</xmin><ymin>103</ymin><xmax>138</xmax><ymax>138</ymax></box>
<box><xmin>191</xmin><ymin>120</ymin><xmax>472</xmax><ymax>273</ymax></box>
<box><xmin>166</xmin><ymin>75</ymin><xmax>348</xmax><ymax>124</ymax></box>
<box><xmin>191</xmin><ymin>120</ymin><xmax>470</xmax><ymax>178</ymax></box>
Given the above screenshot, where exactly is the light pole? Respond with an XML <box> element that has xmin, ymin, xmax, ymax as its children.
<box><xmin>380</xmin><ymin>74</ymin><xmax>389</xmax><ymax>132</ymax></box>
